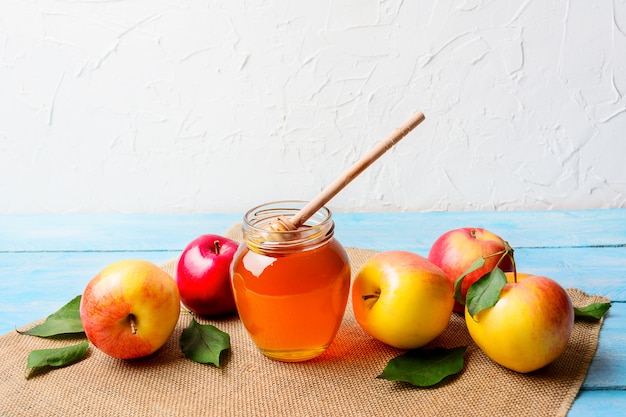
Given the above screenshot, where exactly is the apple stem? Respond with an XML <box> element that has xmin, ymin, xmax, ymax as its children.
<box><xmin>214</xmin><ymin>240</ymin><xmax>221</xmax><ymax>255</ymax></box>
<box><xmin>487</xmin><ymin>242</ymin><xmax>517</xmax><ymax>282</ymax></box>
<box><xmin>509</xmin><ymin>249</ymin><xmax>518</xmax><ymax>283</ymax></box>
<box><xmin>500</xmin><ymin>241</ymin><xmax>517</xmax><ymax>283</ymax></box>
<box><xmin>129</xmin><ymin>315</ymin><xmax>137</xmax><ymax>334</ymax></box>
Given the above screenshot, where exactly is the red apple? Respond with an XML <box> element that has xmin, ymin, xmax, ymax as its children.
<box><xmin>176</xmin><ymin>234</ymin><xmax>239</xmax><ymax>316</ymax></box>
<box><xmin>80</xmin><ymin>260</ymin><xmax>181</xmax><ymax>360</ymax></box>
<box><xmin>428</xmin><ymin>227</ymin><xmax>513</xmax><ymax>312</ymax></box>
<box><xmin>465</xmin><ymin>272</ymin><xmax>574</xmax><ymax>373</ymax></box>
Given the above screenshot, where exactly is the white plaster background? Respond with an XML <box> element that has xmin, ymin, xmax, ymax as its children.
<box><xmin>1</xmin><ymin>0</ymin><xmax>625</xmax><ymax>214</ymax></box>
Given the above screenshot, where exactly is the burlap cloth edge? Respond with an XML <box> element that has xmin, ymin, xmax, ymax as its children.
<box><xmin>0</xmin><ymin>223</ymin><xmax>608</xmax><ymax>417</ymax></box>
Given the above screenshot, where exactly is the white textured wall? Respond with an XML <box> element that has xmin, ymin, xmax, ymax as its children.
<box><xmin>1</xmin><ymin>1</ymin><xmax>625</xmax><ymax>214</ymax></box>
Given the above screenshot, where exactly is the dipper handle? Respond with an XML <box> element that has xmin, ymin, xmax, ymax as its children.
<box><xmin>282</xmin><ymin>111</ymin><xmax>426</xmax><ymax>230</ymax></box>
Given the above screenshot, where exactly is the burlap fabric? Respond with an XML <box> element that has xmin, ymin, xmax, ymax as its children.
<box><xmin>0</xmin><ymin>224</ymin><xmax>608</xmax><ymax>417</ymax></box>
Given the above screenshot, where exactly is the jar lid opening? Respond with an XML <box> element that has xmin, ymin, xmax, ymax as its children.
<box><xmin>242</xmin><ymin>201</ymin><xmax>334</xmax><ymax>254</ymax></box>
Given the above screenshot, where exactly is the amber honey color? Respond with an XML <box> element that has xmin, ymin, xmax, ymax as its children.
<box><xmin>232</xmin><ymin>239</ymin><xmax>350</xmax><ymax>362</ymax></box>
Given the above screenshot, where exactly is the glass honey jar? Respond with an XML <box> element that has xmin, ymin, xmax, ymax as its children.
<box><xmin>231</xmin><ymin>201</ymin><xmax>351</xmax><ymax>362</ymax></box>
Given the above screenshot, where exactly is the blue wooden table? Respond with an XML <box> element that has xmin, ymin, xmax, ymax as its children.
<box><xmin>1</xmin><ymin>209</ymin><xmax>624</xmax><ymax>415</ymax></box>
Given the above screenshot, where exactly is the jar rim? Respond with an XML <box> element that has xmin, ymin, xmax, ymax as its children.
<box><xmin>244</xmin><ymin>200</ymin><xmax>331</xmax><ymax>227</ymax></box>
<box><xmin>242</xmin><ymin>200</ymin><xmax>334</xmax><ymax>253</ymax></box>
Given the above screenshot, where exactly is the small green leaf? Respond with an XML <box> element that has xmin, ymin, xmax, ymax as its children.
<box><xmin>180</xmin><ymin>318</ymin><xmax>230</xmax><ymax>367</ymax></box>
<box><xmin>19</xmin><ymin>295</ymin><xmax>85</xmax><ymax>338</ymax></box>
<box><xmin>574</xmin><ymin>302</ymin><xmax>611</xmax><ymax>320</ymax></box>
<box><xmin>377</xmin><ymin>346</ymin><xmax>467</xmax><ymax>387</ymax></box>
<box><xmin>26</xmin><ymin>341</ymin><xmax>89</xmax><ymax>378</ymax></box>
<box><xmin>466</xmin><ymin>268</ymin><xmax>507</xmax><ymax>319</ymax></box>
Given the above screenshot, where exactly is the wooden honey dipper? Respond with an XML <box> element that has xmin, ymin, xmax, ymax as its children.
<box><xmin>267</xmin><ymin>111</ymin><xmax>426</xmax><ymax>233</ymax></box>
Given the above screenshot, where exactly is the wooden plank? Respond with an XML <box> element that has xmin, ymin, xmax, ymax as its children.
<box><xmin>568</xmin><ymin>390</ymin><xmax>626</xmax><ymax>416</ymax></box>
<box><xmin>582</xmin><ymin>302</ymin><xmax>626</xmax><ymax>389</ymax></box>
<box><xmin>2</xmin><ymin>237</ymin><xmax>623</xmax><ymax>333</ymax></box>
<box><xmin>513</xmin><ymin>247</ymin><xmax>626</xmax><ymax>302</ymax></box>
<box><xmin>1</xmin><ymin>209</ymin><xmax>625</xmax><ymax>253</ymax></box>
<box><xmin>2</xmin><ymin>232</ymin><xmax>622</xmax><ymax>331</ymax></box>
<box><xmin>338</xmin><ymin>244</ymin><xmax>626</xmax><ymax>302</ymax></box>
<box><xmin>333</xmin><ymin>208</ymin><xmax>626</xmax><ymax>250</ymax></box>
<box><xmin>0</xmin><ymin>251</ymin><xmax>180</xmax><ymax>335</ymax></box>
<box><xmin>0</xmin><ymin>213</ymin><xmax>240</xmax><ymax>252</ymax></box>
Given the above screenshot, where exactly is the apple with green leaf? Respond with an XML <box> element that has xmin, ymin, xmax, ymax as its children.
<box><xmin>465</xmin><ymin>271</ymin><xmax>574</xmax><ymax>373</ymax></box>
<box><xmin>80</xmin><ymin>260</ymin><xmax>181</xmax><ymax>360</ymax></box>
<box><xmin>428</xmin><ymin>227</ymin><xmax>514</xmax><ymax>312</ymax></box>
<box><xmin>352</xmin><ymin>250</ymin><xmax>454</xmax><ymax>349</ymax></box>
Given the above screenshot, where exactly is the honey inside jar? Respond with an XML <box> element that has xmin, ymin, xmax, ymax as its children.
<box><xmin>231</xmin><ymin>201</ymin><xmax>351</xmax><ymax>362</ymax></box>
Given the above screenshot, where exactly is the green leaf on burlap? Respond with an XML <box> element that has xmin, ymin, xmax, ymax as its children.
<box><xmin>378</xmin><ymin>346</ymin><xmax>467</xmax><ymax>387</ymax></box>
<box><xmin>26</xmin><ymin>341</ymin><xmax>89</xmax><ymax>379</ymax></box>
<box><xmin>180</xmin><ymin>318</ymin><xmax>230</xmax><ymax>367</ymax></box>
<box><xmin>19</xmin><ymin>295</ymin><xmax>85</xmax><ymax>338</ymax></box>
<box><xmin>574</xmin><ymin>302</ymin><xmax>611</xmax><ymax>320</ymax></box>
<box><xmin>453</xmin><ymin>257</ymin><xmax>485</xmax><ymax>305</ymax></box>
<box><xmin>466</xmin><ymin>268</ymin><xmax>507</xmax><ymax>319</ymax></box>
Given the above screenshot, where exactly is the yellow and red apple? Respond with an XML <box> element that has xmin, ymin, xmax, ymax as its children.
<box><xmin>428</xmin><ymin>227</ymin><xmax>513</xmax><ymax>312</ymax></box>
<box><xmin>351</xmin><ymin>250</ymin><xmax>454</xmax><ymax>349</ymax></box>
<box><xmin>80</xmin><ymin>260</ymin><xmax>181</xmax><ymax>360</ymax></box>
<box><xmin>465</xmin><ymin>272</ymin><xmax>574</xmax><ymax>373</ymax></box>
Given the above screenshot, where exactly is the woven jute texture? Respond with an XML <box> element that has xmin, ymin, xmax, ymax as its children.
<box><xmin>0</xmin><ymin>224</ymin><xmax>608</xmax><ymax>417</ymax></box>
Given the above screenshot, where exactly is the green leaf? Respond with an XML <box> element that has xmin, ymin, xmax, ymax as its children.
<box><xmin>377</xmin><ymin>346</ymin><xmax>467</xmax><ymax>387</ymax></box>
<box><xmin>466</xmin><ymin>268</ymin><xmax>507</xmax><ymax>319</ymax></box>
<box><xmin>26</xmin><ymin>341</ymin><xmax>89</xmax><ymax>378</ymax></box>
<box><xmin>180</xmin><ymin>318</ymin><xmax>230</xmax><ymax>367</ymax></box>
<box><xmin>453</xmin><ymin>257</ymin><xmax>485</xmax><ymax>305</ymax></box>
<box><xmin>574</xmin><ymin>302</ymin><xmax>611</xmax><ymax>320</ymax></box>
<box><xmin>19</xmin><ymin>295</ymin><xmax>85</xmax><ymax>338</ymax></box>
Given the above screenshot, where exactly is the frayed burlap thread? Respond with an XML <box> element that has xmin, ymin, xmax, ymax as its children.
<box><xmin>0</xmin><ymin>224</ymin><xmax>608</xmax><ymax>417</ymax></box>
